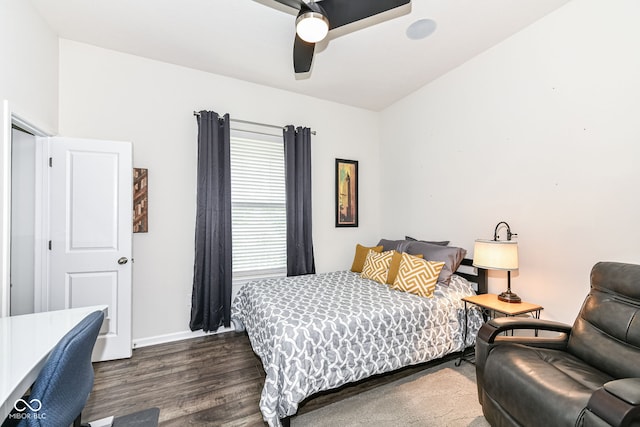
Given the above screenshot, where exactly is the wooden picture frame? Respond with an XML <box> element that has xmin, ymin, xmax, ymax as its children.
<box><xmin>335</xmin><ymin>159</ymin><xmax>358</xmax><ymax>227</ymax></box>
<box><xmin>133</xmin><ymin>168</ymin><xmax>148</xmax><ymax>233</ymax></box>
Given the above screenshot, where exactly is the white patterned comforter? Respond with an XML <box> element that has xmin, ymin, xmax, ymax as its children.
<box><xmin>231</xmin><ymin>270</ymin><xmax>483</xmax><ymax>427</ymax></box>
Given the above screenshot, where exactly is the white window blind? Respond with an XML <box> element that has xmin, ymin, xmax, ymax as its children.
<box><xmin>230</xmin><ymin>130</ymin><xmax>286</xmax><ymax>279</ymax></box>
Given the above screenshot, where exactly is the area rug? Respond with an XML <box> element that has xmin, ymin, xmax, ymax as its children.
<box><xmin>291</xmin><ymin>360</ymin><xmax>490</xmax><ymax>426</ymax></box>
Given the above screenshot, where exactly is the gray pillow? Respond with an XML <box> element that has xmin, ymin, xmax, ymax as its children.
<box><xmin>377</xmin><ymin>238</ymin><xmax>406</xmax><ymax>251</ymax></box>
<box><xmin>405</xmin><ymin>236</ymin><xmax>450</xmax><ymax>246</ymax></box>
<box><xmin>403</xmin><ymin>241</ymin><xmax>466</xmax><ymax>285</ymax></box>
<box><xmin>377</xmin><ymin>237</ymin><xmax>450</xmax><ymax>252</ymax></box>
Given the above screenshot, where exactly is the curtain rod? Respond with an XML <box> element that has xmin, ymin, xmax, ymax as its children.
<box><xmin>193</xmin><ymin>111</ymin><xmax>316</xmax><ymax>135</ymax></box>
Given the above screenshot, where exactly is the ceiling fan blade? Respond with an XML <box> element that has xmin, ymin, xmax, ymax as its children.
<box><xmin>270</xmin><ymin>0</ymin><xmax>304</xmax><ymax>10</ymax></box>
<box><xmin>293</xmin><ymin>34</ymin><xmax>315</xmax><ymax>73</ymax></box>
<box><xmin>320</xmin><ymin>0</ymin><xmax>411</xmax><ymax>30</ymax></box>
<box><xmin>305</xmin><ymin>1</ymin><xmax>325</xmax><ymax>14</ymax></box>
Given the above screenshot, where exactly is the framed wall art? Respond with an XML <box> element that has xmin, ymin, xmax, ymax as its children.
<box><xmin>133</xmin><ymin>167</ymin><xmax>148</xmax><ymax>233</ymax></box>
<box><xmin>335</xmin><ymin>158</ymin><xmax>358</xmax><ymax>227</ymax></box>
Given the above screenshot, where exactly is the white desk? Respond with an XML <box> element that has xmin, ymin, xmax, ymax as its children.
<box><xmin>0</xmin><ymin>305</ymin><xmax>107</xmax><ymax>419</ymax></box>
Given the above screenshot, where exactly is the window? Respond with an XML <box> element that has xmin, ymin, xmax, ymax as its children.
<box><xmin>230</xmin><ymin>130</ymin><xmax>286</xmax><ymax>280</ymax></box>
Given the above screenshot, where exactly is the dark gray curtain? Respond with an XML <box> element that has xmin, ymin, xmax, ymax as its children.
<box><xmin>190</xmin><ymin>111</ymin><xmax>232</xmax><ymax>332</ymax></box>
<box><xmin>284</xmin><ymin>126</ymin><xmax>315</xmax><ymax>276</ymax></box>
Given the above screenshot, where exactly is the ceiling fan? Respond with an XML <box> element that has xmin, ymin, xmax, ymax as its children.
<box><xmin>264</xmin><ymin>0</ymin><xmax>411</xmax><ymax>74</ymax></box>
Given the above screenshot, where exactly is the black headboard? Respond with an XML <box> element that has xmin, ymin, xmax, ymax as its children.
<box><xmin>456</xmin><ymin>258</ymin><xmax>487</xmax><ymax>295</ymax></box>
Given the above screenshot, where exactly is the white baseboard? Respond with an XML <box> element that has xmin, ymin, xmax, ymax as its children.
<box><xmin>132</xmin><ymin>326</ymin><xmax>233</xmax><ymax>349</ymax></box>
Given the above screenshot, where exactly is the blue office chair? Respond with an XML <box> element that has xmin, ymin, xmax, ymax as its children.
<box><xmin>11</xmin><ymin>310</ymin><xmax>104</xmax><ymax>427</ymax></box>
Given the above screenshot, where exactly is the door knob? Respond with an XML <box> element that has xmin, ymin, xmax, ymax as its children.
<box><xmin>117</xmin><ymin>257</ymin><xmax>128</xmax><ymax>265</ymax></box>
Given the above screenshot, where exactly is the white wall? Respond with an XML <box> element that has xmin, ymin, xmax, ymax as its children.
<box><xmin>0</xmin><ymin>0</ymin><xmax>58</xmax><ymax>315</ymax></box>
<box><xmin>58</xmin><ymin>40</ymin><xmax>381</xmax><ymax>342</ymax></box>
<box><xmin>380</xmin><ymin>0</ymin><xmax>640</xmax><ymax>324</ymax></box>
<box><xmin>0</xmin><ymin>0</ymin><xmax>58</xmax><ymax>132</ymax></box>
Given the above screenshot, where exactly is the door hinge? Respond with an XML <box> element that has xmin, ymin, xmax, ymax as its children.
<box><xmin>49</xmin><ymin>157</ymin><xmax>52</xmax><ymax>167</ymax></box>
<box><xmin>48</xmin><ymin>240</ymin><xmax>52</xmax><ymax>250</ymax></box>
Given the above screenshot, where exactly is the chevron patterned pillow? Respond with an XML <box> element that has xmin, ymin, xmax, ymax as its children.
<box><xmin>386</xmin><ymin>251</ymin><xmax>423</xmax><ymax>285</ymax></box>
<box><xmin>351</xmin><ymin>244</ymin><xmax>384</xmax><ymax>273</ymax></box>
<box><xmin>361</xmin><ymin>250</ymin><xmax>394</xmax><ymax>284</ymax></box>
<box><xmin>393</xmin><ymin>252</ymin><xmax>445</xmax><ymax>298</ymax></box>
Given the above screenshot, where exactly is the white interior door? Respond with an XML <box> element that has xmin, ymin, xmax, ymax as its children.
<box><xmin>48</xmin><ymin>137</ymin><xmax>132</xmax><ymax>361</ymax></box>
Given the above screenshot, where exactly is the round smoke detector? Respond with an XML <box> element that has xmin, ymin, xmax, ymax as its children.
<box><xmin>406</xmin><ymin>19</ymin><xmax>437</xmax><ymax>40</ymax></box>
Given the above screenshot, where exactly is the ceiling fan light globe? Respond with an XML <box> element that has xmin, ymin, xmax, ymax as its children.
<box><xmin>296</xmin><ymin>11</ymin><xmax>329</xmax><ymax>43</ymax></box>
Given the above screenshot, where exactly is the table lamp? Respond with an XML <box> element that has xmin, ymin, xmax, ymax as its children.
<box><xmin>473</xmin><ymin>221</ymin><xmax>520</xmax><ymax>303</ymax></box>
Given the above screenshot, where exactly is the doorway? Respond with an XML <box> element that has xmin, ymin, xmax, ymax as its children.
<box><xmin>1</xmin><ymin>103</ymin><xmax>133</xmax><ymax>361</ymax></box>
<box><xmin>10</xmin><ymin>126</ymin><xmax>37</xmax><ymax>315</ymax></box>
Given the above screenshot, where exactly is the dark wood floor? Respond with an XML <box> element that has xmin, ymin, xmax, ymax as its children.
<box><xmin>83</xmin><ymin>332</ymin><xmax>456</xmax><ymax>426</ymax></box>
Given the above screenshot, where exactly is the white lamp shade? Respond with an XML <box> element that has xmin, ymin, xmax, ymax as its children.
<box><xmin>473</xmin><ymin>239</ymin><xmax>519</xmax><ymax>271</ymax></box>
<box><xmin>296</xmin><ymin>12</ymin><xmax>329</xmax><ymax>43</ymax></box>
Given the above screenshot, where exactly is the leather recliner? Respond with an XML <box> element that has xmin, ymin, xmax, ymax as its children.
<box><xmin>475</xmin><ymin>261</ymin><xmax>640</xmax><ymax>427</ymax></box>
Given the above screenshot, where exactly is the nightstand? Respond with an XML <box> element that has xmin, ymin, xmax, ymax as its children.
<box><xmin>456</xmin><ymin>293</ymin><xmax>543</xmax><ymax>366</ymax></box>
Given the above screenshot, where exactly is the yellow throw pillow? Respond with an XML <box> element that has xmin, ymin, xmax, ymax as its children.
<box><xmin>386</xmin><ymin>251</ymin><xmax>423</xmax><ymax>285</ymax></box>
<box><xmin>351</xmin><ymin>244</ymin><xmax>383</xmax><ymax>273</ymax></box>
<box><xmin>361</xmin><ymin>250</ymin><xmax>394</xmax><ymax>284</ymax></box>
<box><xmin>393</xmin><ymin>252</ymin><xmax>445</xmax><ymax>298</ymax></box>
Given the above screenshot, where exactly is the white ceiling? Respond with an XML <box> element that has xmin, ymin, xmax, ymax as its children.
<box><xmin>29</xmin><ymin>0</ymin><xmax>571</xmax><ymax>111</ymax></box>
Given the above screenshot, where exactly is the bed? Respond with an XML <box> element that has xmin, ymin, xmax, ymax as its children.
<box><xmin>231</xmin><ymin>242</ymin><xmax>487</xmax><ymax>427</ymax></box>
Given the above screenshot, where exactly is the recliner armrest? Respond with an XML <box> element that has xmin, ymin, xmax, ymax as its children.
<box><xmin>474</xmin><ymin>317</ymin><xmax>572</xmax><ymax>407</ymax></box>
<box><xmin>587</xmin><ymin>379</ymin><xmax>640</xmax><ymax>427</ymax></box>
<box><xmin>605</xmin><ymin>379</ymin><xmax>640</xmax><ymax>405</ymax></box>
<box><xmin>477</xmin><ymin>317</ymin><xmax>572</xmax><ymax>344</ymax></box>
